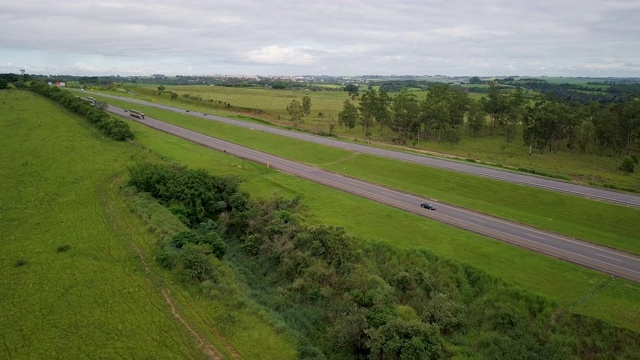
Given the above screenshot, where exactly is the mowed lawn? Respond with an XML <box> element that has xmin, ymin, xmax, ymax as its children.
<box><xmin>0</xmin><ymin>91</ymin><xmax>297</xmax><ymax>359</ymax></box>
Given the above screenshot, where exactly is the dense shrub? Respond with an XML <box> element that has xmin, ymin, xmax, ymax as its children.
<box><xmin>620</xmin><ymin>155</ymin><xmax>636</xmax><ymax>173</ymax></box>
<box><xmin>127</xmin><ymin>162</ymin><xmax>248</xmax><ymax>226</ymax></box>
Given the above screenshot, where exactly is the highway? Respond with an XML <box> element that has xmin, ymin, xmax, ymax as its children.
<box><xmin>91</xmin><ymin>91</ymin><xmax>640</xmax><ymax>208</ymax></box>
<box><xmin>109</xmin><ymin>105</ymin><xmax>640</xmax><ymax>282</ymax></box>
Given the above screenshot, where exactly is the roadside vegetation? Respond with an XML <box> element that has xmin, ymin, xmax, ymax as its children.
<box><xmin>76</xmin><ymin>79</ymin><xmax>640</xmax><ymax>192</ymax></box>
<box><xmin>28</xmin><ymin>80</ymin><xmax>134</xmax><ymax>141</ymax></box>
<box><xmin>122</xmin><ymin>159</ymin><xmax>640</xmax><ymax>359</ymax></box>
<box><xmin>81</xmin><ymin>95</ymin><xmax>640</xmax><ymax>256</ymax></box>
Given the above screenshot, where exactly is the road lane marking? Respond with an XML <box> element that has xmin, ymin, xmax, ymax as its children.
<box><xmin>526</xmin><ymin>233</ymin><xmax>546</xmax><ymax>240</ymax></box>
<box><xmin>597</xmin><ymin>253</ymin><xmax>623</xmax><ymax>262</ymax></box>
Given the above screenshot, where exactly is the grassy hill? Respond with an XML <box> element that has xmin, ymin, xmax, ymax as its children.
<box><xmin>0</xmin><ymin>90</ymin><xmax>296</xmax><ymax>359</ymax></box>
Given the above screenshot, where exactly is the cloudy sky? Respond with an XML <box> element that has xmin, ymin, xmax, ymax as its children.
<box><xmin>1</xmin><ymin>0</ymin><xmax>639</xmax><ymax>77</ymax></box>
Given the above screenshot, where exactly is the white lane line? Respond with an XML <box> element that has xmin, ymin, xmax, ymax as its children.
<box><xmin>526</xmin><ymin>233</ymin><xmax>546</xmax><ymax>240</ymax></box>
<box><xmin>597</xmin><ymin>253</ymin><xmax>623</xmax><ymax>262</ymax></box>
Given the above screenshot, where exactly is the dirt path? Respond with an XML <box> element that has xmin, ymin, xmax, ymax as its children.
<box><xmin>132</xmin><ymin>244</ymin><xmax>238</xmax><ymax>360</ymax></box>
<box><xmin>161</xmin><ymin>289</ymin><xmax>224</xmax><ymax>360</ymax></box>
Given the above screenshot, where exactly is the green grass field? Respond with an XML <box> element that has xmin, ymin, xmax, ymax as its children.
<box><xmin>86</xmin><ymin>94</ymin><xmax>640</xmax><ymax>256</ymax></box>
<box><xmin>0</xmin><ymin>90</ymin><xmax>297</xmax><ymax>359</ymax></box>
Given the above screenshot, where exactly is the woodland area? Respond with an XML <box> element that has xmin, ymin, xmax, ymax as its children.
<box><xmin>331</xmin><ymin>82</ymin><xmax>640</xmax><ymax>160</ymax></box>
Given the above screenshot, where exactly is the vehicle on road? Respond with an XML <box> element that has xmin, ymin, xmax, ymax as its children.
<box><xmin>129</xmin><ymin>109</ymin><xmax>145</xmax><ymax>119</ymax></box>
<box><xmin>420</xmin><ymin>202</ymin><xmax>437</xmax><ymax>210</ymax></box>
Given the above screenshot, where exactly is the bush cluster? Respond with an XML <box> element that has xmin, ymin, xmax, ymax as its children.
<box><xmin>157</xmin><ymin>221</ymin><xmax>227</xmax><ymax>282</ymax></box>
<box><xmin>127</xmin><ymin>162</ymin><xmax>248</xmax><ymax>227</ymax></box>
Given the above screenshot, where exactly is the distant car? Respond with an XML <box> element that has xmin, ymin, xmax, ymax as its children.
<box><xmin>420</xmin><ymin>202</ymin><xmax>437</xmax><ymax>210</ymax></box>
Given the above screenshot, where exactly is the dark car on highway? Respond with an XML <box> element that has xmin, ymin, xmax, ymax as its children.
<box><xmin>420</xmin><ymin>202</ymin><xmax>437</xmax><ymax>210</ymax></box>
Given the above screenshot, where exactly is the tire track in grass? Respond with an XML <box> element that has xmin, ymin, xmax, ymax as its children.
<box><xmin>161</xmin><ymin>289</ymin><xmax>223</xmax><ymax>360</ymax></box>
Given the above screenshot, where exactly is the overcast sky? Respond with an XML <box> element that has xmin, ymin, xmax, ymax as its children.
<box><xmin>1</xmin><ymin>0</ymin><xmax>639</xmax><ymax>77</ymax></box>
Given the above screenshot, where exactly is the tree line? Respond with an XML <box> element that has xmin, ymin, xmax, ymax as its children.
<box><xmin>128</xmin><ymin>161</ymin><xmax>640</xmax><ymax>359</ymax></box>
<box><xmin>334</xmin><ymin>82</ymin><xmax>640</xmax><ymax>159</ymax></box>
<box><xmin>26</xmin><ymin>80</ymin><xmax>134</xmax><ymax>141</ymax></box>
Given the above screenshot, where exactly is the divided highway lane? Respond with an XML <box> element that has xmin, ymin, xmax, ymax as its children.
<box><xmin>110</xmin><ymin>105</ymin><xmax>640</xmax><ymax>282</ymax></box>
<box><xmin>93</xmin><ymin>91</ymin><xmax>640</xmax><ymax>208</ymax></box>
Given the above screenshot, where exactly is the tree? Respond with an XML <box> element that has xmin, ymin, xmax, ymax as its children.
<box><xmin>157</xmin><ymin>85</ymin><xmax>165</xmax><ymax>94</ymax></box>
<box><xmin>593</xmin><ymin>105</ymin><xmax>622</xmax><ymax>153</ymax></box>
<box><xmin>286</xmin><ymin>99</ymin><xmax>304</xmax><ymax>129</ymax></box>
<box><xmin>484</xmin><ymin>82</ymin><xmax>523</xmax><ymax>142</ymax></box>
<box><xmin>366</xmin><ymin>318</ymin><xmax>443</xmax><ymax>360</ymax></box>
<box><xmin>338</xmin><ymin>100</ymin><xmax>359</xmax><ymax>129</ymax></box>
<box><xmin>469</xmin><ymin>76</ymin><xmax>483</xmax><ymax>84</ymax></box>
<box><xmin>375</xmin><ymin>89</ymin><xmax>392</xmax><ymax>135</ymax></box>
<box><xmin>523</xmin><ymin>101</ymin><xmax>573</xmax><ymax>153</ymax></box>
<box><xmin>391</xmin><ymin>90</ymin><xmax>419</xmax><ymax>143</ymax></box>
<box><xmin>611</xmin><ymin>96</ymin><xmax>640</xmax><ymax>155</ymax></box>
<box><xmin>442</xmin><ymin>128</ymin><xmax>461</xmax><ymax>148</ymax></box>
<box><xmin>302</xmin><ymin>95</ymin><xmax>312</xmax><ymax>116</ymax></box>
<box><xmin>344</xmin><ymin>84</ymin><xmax>359</xmax><ymax>97</ymax></box>
<box><xmin>359</xmin><ymin>89</ymin><xmax>378</xmax><ymax>137</ymax></box>
<box><xmin>577</xmin><ymin>119</ymin><xmax>595</xmax><ymax>153</ymax></box>
<box><xmin>467</xmin><ymin>99</ymin><xmax>486</xmax><ymax>137</ymax></box>
<box><xmin>620</xmin><ymin>155</ymin><xmax>636</xmax><ymax>173</ymax></box>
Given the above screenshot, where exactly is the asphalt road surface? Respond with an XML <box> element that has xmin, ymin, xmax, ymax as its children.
<box><xmin>92</xmin><ymin>91</ymin><xmax>640</xmax><ymax>208</ymax></box>
<box><xmin>109</xmin><ymin>105</ymin><xmax>640</xmax><ymax>282</ymax></box>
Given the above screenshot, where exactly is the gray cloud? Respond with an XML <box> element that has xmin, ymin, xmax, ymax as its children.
<box><xmin>1</xmin><ymin>0</ymin><xmax>639</xmax><ymax>76</ymax></box>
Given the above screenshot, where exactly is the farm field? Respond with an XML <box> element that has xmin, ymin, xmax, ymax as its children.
<box><xmin>0</xmin><ymin>90</ymin><xmax>297</xmax><ymax>359</ymax></box>
<box><xmin>125</xmin><ymin>112</ymin><xmax>640</xmax><ymax>333</ymax></box>
<box><xmin>92</xmin><ymin>84</ymin><xmax>640</xmax><ymax>192</ymax></box>
<box><xmin>88</xmin><ymin>94</ymin><xmax>640</xmax><ymax>256</ymax></box>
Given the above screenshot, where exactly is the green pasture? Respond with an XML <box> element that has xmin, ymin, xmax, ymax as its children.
<box><xmin>92</xmin><ymin>95</ymin><xmax>640</xmax><ymax>255</ymax></box>
<box><xmin>0</xmin><ymin>90</ymin><xmax>296</xmax><ymax>359</ymax></box>
<box><xmin>124</xmin><ymin>118</ymin><xmax>640</xmax><ymax>332</ymax></box>
<box><xmin>134</xmin><ymin>83</ymin><xmax>354</xmax><ymax>121</ymax></box>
